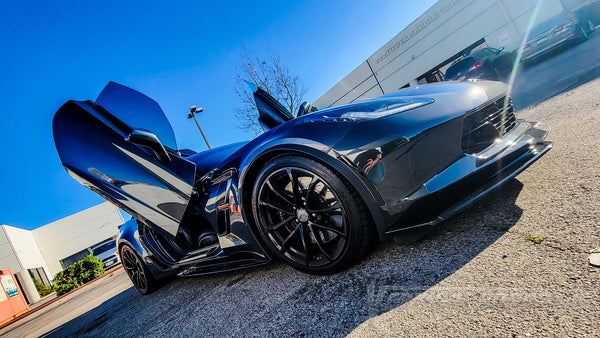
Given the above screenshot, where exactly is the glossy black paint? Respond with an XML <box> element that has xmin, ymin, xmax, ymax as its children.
<box><xmin>444</xmin><ymin>47</ymin><xmax>515</xmax><ymax>81</ymax></box>
<box><xmin>53</xmin><ymin>89</ymin><xmax>196</xmax><ymax>239</ymax></box>
<box><xmin>53</xmin><ymin>80</ymin><xmax>551</xmax><ymax>279</ymax></box>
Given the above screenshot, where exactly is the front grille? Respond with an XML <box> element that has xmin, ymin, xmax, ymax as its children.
<box><xmin>462</xmin><ymin>96</ymin><xmax>516</xmax><ymax>153</ymax></box>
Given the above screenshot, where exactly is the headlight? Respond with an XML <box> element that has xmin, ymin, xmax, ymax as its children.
<box><xmin>303</xmin><ymin>97</ymin><xmax>434</xmax><ymax>122</ymax></box>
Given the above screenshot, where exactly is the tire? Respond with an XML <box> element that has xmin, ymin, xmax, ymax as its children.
<box><xmin>252</xmin><ymin>155</ymin><xmax>373</xmax><ymax>275</ymax></box>
<box><xmin>120</xmin><ymin>244</ymin><xmax>158</xmax><ymax>294</ymax></box>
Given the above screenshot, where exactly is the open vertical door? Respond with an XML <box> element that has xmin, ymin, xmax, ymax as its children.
<box><xmin>53</xmin><ymin>82</ymin><xmax>196</xmax><ymax>238</ymax></box>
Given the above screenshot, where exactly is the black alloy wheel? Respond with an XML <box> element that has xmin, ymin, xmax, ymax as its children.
<box><xmin>120</xmin><ymin>244</ymin><xmax>156</xmax><ymax>294</ymax></box>
<box><xmin>252</xmin><ymin>156</ymin><xmax>373</xmax><ymax>274</ymax></box>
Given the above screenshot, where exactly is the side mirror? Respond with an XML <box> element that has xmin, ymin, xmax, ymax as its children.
<box><xmin>496</xmin><ymin>46</ymin><xmax>505</xmax><ymax>54</ymax></box>
<box><xmin>296</xmin><ymin>101</ymin><xmax>318</xmax><ymax>117</ymax></box>
<box><xmin>126</xmin><ymin>129</ymin><xmax>171</xmax><ymax>163</ymax></box>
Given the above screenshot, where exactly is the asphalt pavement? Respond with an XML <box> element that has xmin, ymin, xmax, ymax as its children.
<box><xmin>2</xmin><ymin>34</ymin><xmax>599</xmax><ymax>337</ymax></box>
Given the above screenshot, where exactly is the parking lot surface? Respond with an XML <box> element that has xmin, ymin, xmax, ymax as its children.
<box><xmin>511</xmin><ymin>31</ymin><xmax>600</xmax><ymax>110</ymax></box>
<box><xmin>0</xmin><ymin>268</ymin><xmax>131</xmax><ymax>337</ymax></box>
<box><xmin>2</xmin><ymin>37</ymin><xmax>599</xmax><ymax>337</ymax></box>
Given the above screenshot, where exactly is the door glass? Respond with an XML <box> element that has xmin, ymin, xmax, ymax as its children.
<box><xmin>96</xmin><ymin>82</ymin><xmax>178</xmax><ymax>151</ymax></box>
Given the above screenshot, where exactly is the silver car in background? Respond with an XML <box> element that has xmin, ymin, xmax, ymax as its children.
<box><xmin>92</xmin><ymin>240</ymin><xmax>120</xmax><ymax>269</ymax></box>
<box><xmin>521</xmin><ymin>12</ymin><xmax>592</xmax><ymax>65</ymax></box>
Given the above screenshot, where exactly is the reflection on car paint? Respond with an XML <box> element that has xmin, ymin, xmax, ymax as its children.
<box><xmin>52</xmin><ymin>80</ymin><xmax>551</xmax><ymax>282</ymax></box>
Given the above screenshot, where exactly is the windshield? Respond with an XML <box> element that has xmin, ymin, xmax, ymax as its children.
<box><xmin>445</xmin><ymin>57</ymin><xmax>475</xmax><ymax>80</ymax></box>
<box><xmin>92</xmin><ymin>241</ymin><xmax>117</xmax><ymax>256</ymax></box>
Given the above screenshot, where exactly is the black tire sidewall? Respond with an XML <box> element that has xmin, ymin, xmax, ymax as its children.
<box><xmin>251</xmin><ymin>156</ymin><xmax>364</xmax><ymax>274</ymax></box>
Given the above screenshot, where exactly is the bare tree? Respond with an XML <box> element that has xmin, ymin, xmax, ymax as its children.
<box><xmin>234</xmin><ymin>50</ymin><xmax>307</xmax><ymax>136</ymax></box>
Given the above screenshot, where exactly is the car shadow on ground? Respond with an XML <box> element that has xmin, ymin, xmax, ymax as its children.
<box><xmin>47</xmin><ymin>179</ymin><xmax>524</xmax><ymax>337</ymax></box>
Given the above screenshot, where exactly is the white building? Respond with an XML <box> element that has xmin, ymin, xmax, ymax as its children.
<box><xmin>314</xmin><ymin>0</ymin><xmax>568</xmax><ymax>108</ymax></box>
<box><xmin>0</xmin><ymin>202</ymin><xmax>123</xmax><ymax>302</ymax></box>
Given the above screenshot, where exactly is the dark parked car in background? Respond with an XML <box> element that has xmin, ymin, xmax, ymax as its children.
<box><xmin>521</xmin><ymin>12</ymin><xmax>593</xmax><ymax>65</ymax></box>
<box><xmin>444</xmin><ymin>47</ymin><xmax>516</xmax><ymax>81</ymax></box>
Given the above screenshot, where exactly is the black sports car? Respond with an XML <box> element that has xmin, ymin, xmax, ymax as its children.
<box><xmin>444</xmin><ymin>47</ymin><xmax>515</xmax><ymax>82</ymax></box>
<box><xmin>52</xmin><ymin>81</ymin><xmax>551</xmax><ymax>294</ymax></box>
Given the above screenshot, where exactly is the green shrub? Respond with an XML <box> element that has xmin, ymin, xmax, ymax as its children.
<box><xmin>53</xmin><ymin>255</ymin><xmax>105</xmax><ymax>296</ymax></box>
<box><xmin>33</xmin><ymin>278</ymin><xmax>54</xmax><ymax>297</ymax></box>
<box><xmin>54</xmin><ymin>279</ymin><xmax>79</xmax><ymax>296</ymax></box>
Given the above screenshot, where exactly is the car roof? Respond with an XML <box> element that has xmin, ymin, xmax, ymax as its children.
<box><xmin>453</xmin><ymin>48</ymin><xmax>495</xmax><ymax>63</ymax></box>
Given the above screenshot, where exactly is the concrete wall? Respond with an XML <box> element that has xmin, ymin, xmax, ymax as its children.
<box><xmin>32</xmin><ymin>202</ymin><xmax>123</xmax><ymax>277</ymax></box>
<box><xmin>1</xmin><ymin>226</ymin><xmax>50</xmax><ymax>278</ymax></box>
<box><xmin>0</xmin><ymin>227</ymin><xmax>23</xmax><ymax>273</ymax></box>
<box><xmin>314</xmin><ymin>0</ymin><xmax>564</xmax><ymax>108</ymax></box>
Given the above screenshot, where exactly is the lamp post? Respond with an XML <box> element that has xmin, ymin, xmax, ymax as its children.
<box><xmin>187</xmin><ymin>105</ymin><xmax>211</xmax><ymax>150</ymax></box>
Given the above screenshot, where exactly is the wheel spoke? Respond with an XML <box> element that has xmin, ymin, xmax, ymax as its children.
<box><xmin>286</xmin><ymin>168</ymin><xmax>303</xmax><ymax>207</ymax></box>
<box><xmin>265</xmin><ymin>216</ymin><xmax>295</xmax><ymax>231</ymax></box>
<box><xmin>137</xmin><ymin>272</ymin><xmax>146</xmax><ymax>289</ymax></box>
<box><xmin>308</xmin><ymin>221</ymin><xmax>347</xmax><ymax>238</ymax></box>
<box><xmin>327</xmin><ymin>213</ymin><xmax>344</xmax><ymax>228</ymax></box>
<box><xmin>307</xmin><ymin>202</ymin><xmax>342</xmax><ymax>215</ymax></box>
<box><xmin>123</xmin><ymin>252</ymin><xmax>135</xmax><ymax>267</ymax></box>
<box><xmin>259</xmin><ymin>201</ymin><xmax>294</xmax><ymax>215</ymax></box>
<box><xmin>266</xmin><ymin>180</ymin><xmax>294</xmax><ymax>206</ymax></box>
<box><xmin>318</xmin><ymin>184</ymin><xmax>328</xmax><ymax>197</ymax></box>
<box><xmin>298</xmin><ymin>225</ymin><xmax>310</xmax><ymax>265</ymax></box>
<box><xmin>131</xmin><ymin>271</ymin><xmax>139</xmax><ymax>287</ymax></box>
<box><xmin>136</xmin><ymin>273</ymin><xmax>144</xmax><ymax>289</ymax></box>
<box><xmin>279</xmin><ymin>225</ymin><xmax>300</xmax><ymax>254</ymax></box>
<box><xmin>308</xmin><ymin>223</ymin><xmax>334</xmax><ymax>262</ymax></box>
<box><xmin>324</xmin><ymin>197</ymin><xmax>337</xmax><ymax>204</ymax></box>
<box><xmin>304</xmin><ymin>177</ymin><xmax>320</xmax><ymax>209</ymax></box>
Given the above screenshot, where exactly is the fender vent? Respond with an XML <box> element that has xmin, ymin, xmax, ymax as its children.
<box><xmin>462</xmin><ymin>96</ymin><xmax>516</xmax><ymax>154</ymax></box>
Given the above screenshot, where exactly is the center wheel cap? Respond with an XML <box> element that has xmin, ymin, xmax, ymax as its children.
<box><xmin>296</xmin><ymin>208</ymin><xmax>309</xmax><ymax>223</ymax></box>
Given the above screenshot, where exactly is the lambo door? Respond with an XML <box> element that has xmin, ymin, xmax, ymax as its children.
<box><xmin>250</xmin><ymin>84</ymin><xmax>294</xmax><ymax>129</ymax></box>
<box><xmin>53</xmin><ymin>82</ymin><xmax>196</xmax><ymax>238</ymax></box>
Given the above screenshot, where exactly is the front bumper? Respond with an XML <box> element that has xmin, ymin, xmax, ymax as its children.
<box><xmin>386</xmin><ymin>120</ymin><xmax>552</xmax><ymax>235</ymax></box>
<box><xmin>102</xmin><ymin>254</ymin><xmax>121</xmax><ymax>268</ymax></box>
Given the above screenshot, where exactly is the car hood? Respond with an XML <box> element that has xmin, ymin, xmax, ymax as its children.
<box><xmin>186</xmin><ymin>141</ymin><xmax>249</xmax><ymax>176</ymax></box>
<box><xmin>305</xmin><ymin>81</ymin><xmax>508</xmax><ymax>121</ymax></box>
<box><xmin>383</xmin><ymin>80</ymin><xmax>507</xmax><ymax>101</ymax></box>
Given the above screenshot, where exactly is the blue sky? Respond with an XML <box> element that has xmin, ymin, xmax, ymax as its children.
<box><xmin>0</xmin><ymin>0</ymin><xmax>436</xmax><ymax>230</ymax></box>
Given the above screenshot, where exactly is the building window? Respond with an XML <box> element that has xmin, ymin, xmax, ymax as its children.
<box><xmin>59</xmin><ymin>249</ymin><xmax>92</xmax><ymax>270</ymax></box>
<box><xmin>58</xmin><ymin>237</ymin><xmax>116</xmax><ymax>270</ymax></box>
<box><xmin>28</xmin><ymin>267</ymin><xmax>50</xmax><ymax>286</ymax></box>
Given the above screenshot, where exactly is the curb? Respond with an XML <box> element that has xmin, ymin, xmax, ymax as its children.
<box><xmin>0</xmin><ymin>265</ymin><xmax>123</xmax><ymax>330</ymax></box>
